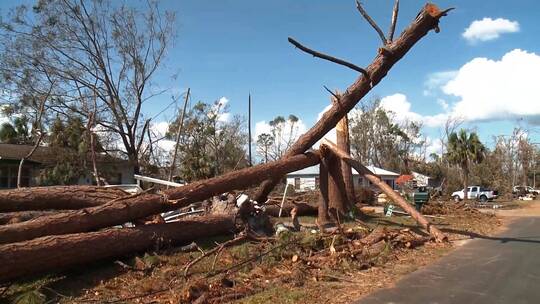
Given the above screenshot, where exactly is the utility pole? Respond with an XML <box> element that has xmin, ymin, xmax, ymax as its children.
<box><xmin>168</xmin><ymin>88</ymin><xmax>190</xmax><ymax>182</ymax></box>
<box><xmin>248</xmin><ymin>93</ymin><xmax>252</xmax><ymax>166</ymax></box>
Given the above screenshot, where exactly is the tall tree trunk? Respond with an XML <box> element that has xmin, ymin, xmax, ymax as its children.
<box><xmin>463</xmin><ymin>166</ymin><xmax>469</xmax><ymax>202</ymax></box>
<box><xmin>336</xmin><ymin>113</ymin><xmax>356</xmax><ymax>205</ymax></box>
<box><xmin>317</xmin><ymin>156</ymin><xmax>332</xmax><ymax>226</ymax></box>
<box><xmin>17</xmin><ymin>135</ymin><xmax>43</xmax><ymax>188</ymax></box>
<box><xmin>252</xmin><ymin>3</ymin><xmax>451</xmax><ymax>203</ymax></box>
<box><xmin>0</xmin><ymin>186</ymin><xmax>127</xmax><ymax>212</ymax></box>
<box><xmin>248</xmin><ymin>93</ymin><xmax>253</xmax><ymax>166</ymax></box>
<box><xmin>326</xmin><ymin>152</ymin><xmax>350</xmax><ymax>216</ymax></box>
<box><xmin>0</xmin><ymin>151</ymin><xmax>321</xmax><ymax>243</ymax></box>
<box><xmin>321</xmin><ymin>140</ymin><xmax>447</xmax><ymax>242</ymax></box>
<box><xmin>0</xmin><ymin>215</ymin><xmax>236</xmax><ymax>283</ymax></box>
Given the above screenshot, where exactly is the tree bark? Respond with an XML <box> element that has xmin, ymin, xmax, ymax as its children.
<box><xmin>321</xmin><ymin>140</ymin><xmax>447</xmax><ymax>242</ymax></box>
<box><xmin>0</xmin><ymin>186</ymin><xmax>128</xmax><ymax>212</ymax></box>
<box><xmin>0</xmin><ymin>215</ymin><xmax>236</xmax><ymax>283</ymax></box>
<box><xmin>0</xmin><ymin>210</ymin><xmax>64</xmax><ymax>225</ymax></box>
<box><xmin>0</xmin><ymin>152</ymin><xmax>320</xmax><ymax>244</ymax></box>
<box><xmin>253</xmin><ymin>3</ymin><xmax>451</xmax><ymax>203</ymax></box>
<box><xmin>463</xmin><ymin>166</ymin><xmax>469</xmax><ymax>202</ymax></box>
<box><xmin>325</xmin><ymin>152</ymin><xmax>350</xmax><ymax>216</ymax></box>
<box><xmin>317</xmin><ymin>156</ymin><xmax>332</xmax><ymax>226</ymax></box>
<box><xmin>336</xmin><ymin>114</ymin><xmax>356</xmax><ymax>205</ymax></box>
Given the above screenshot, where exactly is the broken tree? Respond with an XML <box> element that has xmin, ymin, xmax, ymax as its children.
<box><xmin>0</xmin><ymin>151</ymin><xmax>321</xmax><ymax>244</ymax></box>
<box><xmin>321</xmin><ymin>139</ymin><xmax>447</xmax><ymax>242</ymax></box>
<box><xmin>0</xmin><ymin>215</ymin><xmax>237</xmax><ymax>282</ymax></box>
<box><xmin>0</xmin><ymin>186</ymin><xmax>128</xmax><ymax>212</ymax></box>
<box><xmin>253</xmin><ymin>3</ymin><xmax>452</xmax><ymax>203</ymax></box>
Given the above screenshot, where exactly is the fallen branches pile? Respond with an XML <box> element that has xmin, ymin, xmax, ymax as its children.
<box><xmin>179</xmin><ymin>225</ymin><xmax>431</xmax><ymax>304</ymax></box>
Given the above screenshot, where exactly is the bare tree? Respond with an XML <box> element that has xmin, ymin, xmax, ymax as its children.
<box><xmin>0</xmin><ymin>0</ymin><xmax>176</xmax><ymax>174</ymax></box>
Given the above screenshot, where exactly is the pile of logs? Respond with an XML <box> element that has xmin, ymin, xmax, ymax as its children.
<box><xmin>0</xmin><ymin>1</ymin><xmax>452</xmax><ymax>284</ymax></box>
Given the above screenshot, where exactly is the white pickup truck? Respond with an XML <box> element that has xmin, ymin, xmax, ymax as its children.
<box><xmin>452</xmin><ymin>186</ymin><xmax>498</xmax><ymax>202</ymax></box>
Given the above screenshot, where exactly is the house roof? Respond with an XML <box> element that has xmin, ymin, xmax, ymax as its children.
<box><xmin>0</xmin><ymin>143</ymin><xmax>131</xmax><ymax>165</ymax></box>
<box><xmin>287</xmin><ymin>164</ymin><xmax>399</xmax><ymax>177</ymax></box>
<box><xmin>0</xmin><ymin>143</ymin><xmax>55</xmax><ymax>164</ymax></box>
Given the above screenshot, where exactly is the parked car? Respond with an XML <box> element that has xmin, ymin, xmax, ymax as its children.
<box><xmin>512</xmin><ymin>186</ymin><xmax>539</xmax><ymax>196</ymax></box>
<box><xmin>451</xmin><ymin>186</ymin><xmax>498</xmax><ymax>203</ymax></box>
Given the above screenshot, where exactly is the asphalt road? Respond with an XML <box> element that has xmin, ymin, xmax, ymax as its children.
<box><xmin>355</xmin><ymin>216</ymin><xmax>540</xmax><ymax>304</ymax></box>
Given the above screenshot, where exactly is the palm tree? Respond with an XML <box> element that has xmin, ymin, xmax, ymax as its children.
<box><xmin>447</xmin><ymin>129</ymin><xmax>486</xmax><ymax>201</ymax></box>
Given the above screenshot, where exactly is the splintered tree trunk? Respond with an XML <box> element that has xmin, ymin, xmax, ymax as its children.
<box><xmin>326</xmin><ymin>152</ymin><xmax>350</xmax><ymax>216</ymax></box>
<box><xmin>0</xmin><ymin>186</ymin><xmax>128</xmax><ymax>212</ymax></box>
<box><xmin>0</xmin><ymin>215</ymin><xmax>236</xmax><ymax>283</ymax></box>
<box><xmin>321</xmin><ymin>140</ymin><xmax>447</xmax><ymax>242</ymax></box>
<box><xmin>317</xmin><ymin>157</ymin><xmax>332</xmax><ymax>226</ymax></box>
<box><xmin>336</xmin><ymin>114</ymin><xmax>356</xmax><ymax>205</ymax></box>
<box><xmin>253</xmin><ymin>3</ymin><xmax>451</xmax><ymax>203</ymax></box>
<box><xmin>0</xmin><ymin>152</ymin><xmax>321</xmax><ymax>244</ymax></box>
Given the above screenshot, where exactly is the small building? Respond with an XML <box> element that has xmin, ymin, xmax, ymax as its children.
<box><xmin>286</xmin><ymin>164</ymin><xmax>399</xmax><ymax>192</ymax></box>
<box><xmin>0</xmin><ymin>143</ymin><xmax>134</xmax><ymax>189</ymax></box>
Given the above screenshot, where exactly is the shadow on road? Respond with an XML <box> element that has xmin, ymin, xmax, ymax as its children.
<box><xmin>440</xmin><ymin>227</ymin><xmax>540</xmax><ymax>244</ymax></box>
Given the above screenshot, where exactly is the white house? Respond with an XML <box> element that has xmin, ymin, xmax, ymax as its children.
<box><xmin>286</xmin><ymin>164</ymin><xmax>399</xmax><ymax>192</ymax></box>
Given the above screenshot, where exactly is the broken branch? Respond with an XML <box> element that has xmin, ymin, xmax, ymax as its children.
<box><xmin>321</xmin><ymin>139</ymin><xmax>447</xmax><ymax>242</ymax></box>
<box><xmin>388</xmin><ymin>0</ymin><xmax>400</xmax><ymax>42</ymax></box>
<box><xmin>288</xmin><ymin>37</ymin><xmax>368</xmax><ymax>76</ymax></box>
<box><xmin>355</xmin><ymin>0</ymin><xmax>388</xmax><ymax>45</ymax></box>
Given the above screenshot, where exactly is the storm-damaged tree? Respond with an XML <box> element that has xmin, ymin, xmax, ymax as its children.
<box><xmin>256</xmin><ymin>133</ymin><xmax>273</xmax><ymax>163</ymax></box>
<box><xmin>447</xmin><ymin>129</ymin><xmax>485</xmax><ymax>201</ymax></box>
<box><xmin>266</xmin><ymin>115</ymin><xmax>301</xmax><ymax>161</ymax></box>
<box><xmin>0</xmin><ymin>0</ymin><xmax>176</xmax><ymax>174</ymax></box>
<box><xmin>166</xmin><ymin>100</ymin><xmax>248</xmax><ymax>182</ymax></box>
<box><xmin>349</xmin><ymin>99</ymin><xmax>425</xmax><ymax>173</ymax></box>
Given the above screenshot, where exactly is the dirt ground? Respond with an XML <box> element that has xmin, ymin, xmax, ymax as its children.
<box><xmin>1</xmin><ymin>200</ymin><xmax>516</xmax><ymax>304</ymax></box>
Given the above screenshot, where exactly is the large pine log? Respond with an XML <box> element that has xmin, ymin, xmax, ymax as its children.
<box><xmin>0</xmin><ymin>152</ymin><xmax>320</xmax><ymax>244</ymax></box>
<box><xmin>0</xmin><ymin>186</ymin><xmax>127</xmax><ymax>212</ymax></box>
<box><xmin>0</xmin><ymin>210</ymin><xmax>64</xmax><ymax>225</ymax></box>
<box><xmin>321</xmin><ymin>140</ymin><xmax>447</xmax><ymax>242</ymax></box>
<box><xmin>253</xmin><ymin>3</ymin><xmax>451</xmax><ymax>202</ymax></box>
<box><xmin>0</xmin><ymin>215</ymin><xmax>236</xmax><ymax>282</ymax></box>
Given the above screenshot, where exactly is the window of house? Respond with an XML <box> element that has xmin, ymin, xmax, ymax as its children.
<box><xmin>0</xmin><ymin>167</ymin><xmax>8</xmax><ymax>188</ymax></box>
<box><xmin>294</xmin><ymin>177</ymin><xmax>301</xmax><ymax>190</ymax></box>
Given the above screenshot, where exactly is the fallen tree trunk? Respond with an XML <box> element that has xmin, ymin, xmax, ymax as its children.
<box><xmin>0</xmin><ymin>215</ymin><xmax>237</xmax><ymax>283</ymax></box>
<box><xmin>321</xmin><ymin>140</ymin><xmax>447</xmax><ymax>242</ymax></box>
<box><xmin>0</xmin><ymin>152</ymin><xmax>320</xmax><ymax>244</ymax></box>
<box><xmin>0</xmin><ymin>186</ymin><xmax>128</xmax><ymax>212</ymax></box>
<box><xmin>0</xmin><ymin>210</ymin><xmax>65</xmax><ymax>225</ymax></box>
<box><xmin>253</xmin><ymin>3</ymin><xmax>451</xmax><ymax>203</ymax></box>
<box><xmin>265</xmin><ymin>202</ymin><xmax>317</xmax><ymax>217</ymax></box>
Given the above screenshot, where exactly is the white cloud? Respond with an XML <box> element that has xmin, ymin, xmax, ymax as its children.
<box><xmin>149</xmin><ymin>121</ymin><xmax>175</xmax><ymax>153</ymax></box>
<box><xmin>442</xmin><ymin>49</ymin><xmax>540</xmax><ymax>123</ymax></box>
<box><xmin>254</xmin><ymin>118</ymin><xmax>307</xmax><ymax>142</ymax></box>
<box><xmin>462</xmin><ymin>17</ymin><xmax>519</xmax><ymax>43</ymax></box>
<box><xmin>423</xmin><ymin>71</ymin><xmax>458</xmax><ymax>96</ymax></box>
<box><xmin>379</xmin><ymin>93</ymin><xmax>449</xmax><ymax>128</ymax></box>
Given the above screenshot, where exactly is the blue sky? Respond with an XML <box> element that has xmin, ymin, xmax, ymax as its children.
<box><xmin>2</xmin><ymin>0</ymin><xmax>540</xmax><ymax>153</ymax></box>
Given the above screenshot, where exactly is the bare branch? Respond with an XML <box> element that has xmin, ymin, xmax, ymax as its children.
<box><xmin>288</xmin><ymin>37</ymin><xmax>368</xmax><ymax>76</ymax></box>
<box><xmin>388</xmin><ymin>0</ymin><xmax>399</xmax><ymax>42</ymax></box>
<box><xmin>355</xmin><ymin>0</ymin><xmax>388</xmax><ymax>45</ymax></box>
<box><xmin>323</xmin><ymin>86</ymin><xmax>340</xmax><ymax>101</ymax></box>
